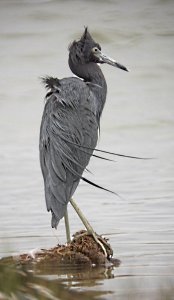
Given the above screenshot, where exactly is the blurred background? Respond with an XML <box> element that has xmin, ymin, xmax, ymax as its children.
<box><xmin>0</xmin><ymin>0</ymin><xmax>174</xmax><ymax>298</ymax></box>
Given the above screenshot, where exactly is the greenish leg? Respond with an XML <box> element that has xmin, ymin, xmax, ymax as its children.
<box><xmin>64</xmin><ymin>209</ymin><xmax>71</xmax><ymax>244</ymax></box>
<box><xmin>70</xmin><ymin>198</ymin><xmax>107</xmax><ymax>257</ymax></box>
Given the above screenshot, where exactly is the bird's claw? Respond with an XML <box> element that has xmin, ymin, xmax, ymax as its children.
<box><xmin>73</xmin><ymin>230</ymin><xmax>113</xmax><ymax>258</ymax></box>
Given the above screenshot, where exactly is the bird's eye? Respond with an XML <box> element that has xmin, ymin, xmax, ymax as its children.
<box><xmin>92</xmin><ymin>47</ymin><xmax>100</xmax><ymax>55</ymax></box>
<box><xmin>93</xmin><ymin>47</ymin><xmax>98</xmax><ymax>52</ymax></box>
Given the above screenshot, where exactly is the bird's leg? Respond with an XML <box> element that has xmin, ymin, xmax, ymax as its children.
<box><xmin>70</xmin><ymin>198</ymin><xmax>107</xmax><ymax>257</ymax></box>
<box><xmin>64</xmin><ymin>209</ymin><xmax>71</xmax><ymax>244</ymax></box>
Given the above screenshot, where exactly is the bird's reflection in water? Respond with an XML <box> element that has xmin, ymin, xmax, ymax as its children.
<box><xmin>36</xmin><ymin>260</ymin><xmax>120</xmax><ymax>278</ymax></box>
<box><xmin>0</xmin><ymin>261</ymin><xmax>121</xmax><ymax>300</ymax></box>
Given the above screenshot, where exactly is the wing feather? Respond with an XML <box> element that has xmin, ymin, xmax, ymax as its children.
<box><xmin>39</xmin><ymin>77</ymin><xmax>98</xmax><ymax>228</ymax></box>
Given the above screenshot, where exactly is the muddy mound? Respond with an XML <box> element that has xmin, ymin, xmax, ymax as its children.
<box><xmin>11</xmin><ymin>230</ymin><xmax>120</xmax><ymax>268</ymax></box>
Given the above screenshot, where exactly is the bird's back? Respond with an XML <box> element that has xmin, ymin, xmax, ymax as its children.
<box><xmin>39</xmin><ymin>76</ymin><xmax>98</xmax><ymax>228</ymax></box>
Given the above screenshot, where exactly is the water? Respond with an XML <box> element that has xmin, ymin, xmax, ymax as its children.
<box><xmin>0</xmin><ymin>0</ymin><xmax>174</xmax><ymax>298</ymax></box>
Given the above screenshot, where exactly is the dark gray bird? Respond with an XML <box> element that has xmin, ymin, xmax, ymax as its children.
<box><xmin>39</xmin><ymin>28</ymin><xmax>128</xmax><ymax>252</ymax></box>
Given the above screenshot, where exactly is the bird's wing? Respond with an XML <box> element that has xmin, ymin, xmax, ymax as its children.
<box><xmin>39</xmin><ymin>76</ymin><xmax>98</xmax><ymax>227</ymax></box>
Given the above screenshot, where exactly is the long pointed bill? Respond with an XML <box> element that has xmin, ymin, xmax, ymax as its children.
<box><xmin>97</xmin><ymin>50</ymin><xmax>129</xmax><ymax>72</ymax></box>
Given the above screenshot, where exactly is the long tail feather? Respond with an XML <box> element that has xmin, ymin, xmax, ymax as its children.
<box><xmin>59</xmin><ymin>134</ymin><xmax>151</xmax><ymax>160</ymax></box>
<box><xmin>92</xmin><ymin>154</ymin><xmax>115</xmax><ymax>162</ymax></box>
<box><xmin>82</xmin><ymin>176</ymin><xmax>120</xmax><ymax>197</ymax></box>
<box><xmin>62</xmin><ymin>157</ymin><xmax>120</xmax><ymax>197</ymax></box>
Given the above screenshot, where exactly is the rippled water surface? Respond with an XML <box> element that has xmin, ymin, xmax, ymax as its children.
<box><xmin>0</xmin><ymin>0</ymin><xmax>174</xmax><ymax>299</ymax></box>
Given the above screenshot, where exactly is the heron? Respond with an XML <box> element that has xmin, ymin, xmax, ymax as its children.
<box><xmin>39</xmin><ymin>28</ymin><xmax>128</xmax><ymax>255</ymax></box>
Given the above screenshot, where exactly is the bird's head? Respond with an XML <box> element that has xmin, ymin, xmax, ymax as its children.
<box><xmin>68</xmin><ymin>27</ymin><xmax>128</xmax><ymax>72</ymax></box>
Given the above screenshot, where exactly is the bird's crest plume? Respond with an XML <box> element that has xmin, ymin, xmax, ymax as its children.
<box><xmin>68</xmin><ymin>27</ymin><xmax>96</xmax><ymax>52</ymax></box>
<box><xmin>80</xmin><ymin>27</ymin><xmax>94</xmax><ymax>42</ymax></box>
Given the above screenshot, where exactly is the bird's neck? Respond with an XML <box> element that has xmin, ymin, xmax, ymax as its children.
<box><xmin>70</xmin><ymin>62</ymin><xmax>107</xmax><ymax>120</ymax></box>
<box><xmin>86</xmin><ymin>64</ymin><xmax>107</xmax><ymax>122</ymax></box>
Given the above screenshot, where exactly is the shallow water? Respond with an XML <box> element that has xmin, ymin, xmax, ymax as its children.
<box><xmin>0</xmin><ymin>0</ymin><xmax>174</xmax><ymax>299</ymax></box>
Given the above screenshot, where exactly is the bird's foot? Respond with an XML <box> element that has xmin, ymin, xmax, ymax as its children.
<box><xmin>91</xmin><ymin>231</ymin><xmax>113</xmax><ymax>258</ymax></box>
<box><xmin>73</xmin><ymin>230</ymin><xmax>113</xmax><ymax>258</ymax></box>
